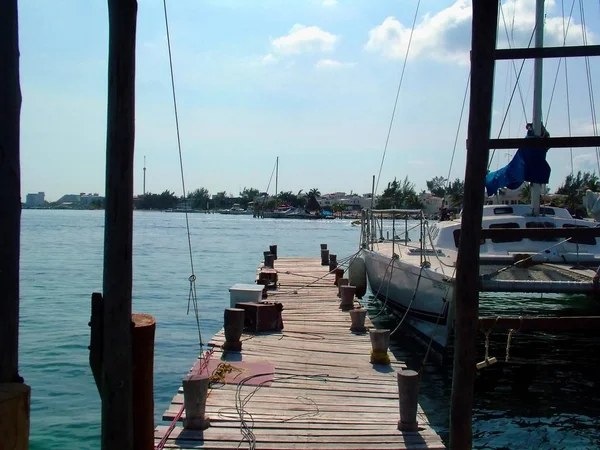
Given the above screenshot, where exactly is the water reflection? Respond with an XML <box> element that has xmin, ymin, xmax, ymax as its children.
<box><xmin>367</xmin><ymin>294</ymin><xmax>600</xmax><ymax>450</ymax></box>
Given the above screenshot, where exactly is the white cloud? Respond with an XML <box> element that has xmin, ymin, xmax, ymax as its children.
<box><xmin>322</xmin><ymin>0</ymin><xmax>338</xmax><ymax>7</ymax></box>
<box><xmin>261</xmin><ymin>53</ymin><xmax>278</xmax><ymax>65</ymax></box>
<box><xmin>315</xmin><ymin>59</ymin><xmax>355</xmax><ymax>69</ymax></box>
<box><xmin>365</xmin><ymin>0</ymin><xmax>594</xmax><ymax>65</ymax></box>
<box><xmin>573</xmin><ymin>151</ymin><xmax>599</xmax><ymax>172</ymax></box>
<box><xmin>272</xmin><ymin>24</ymin><xmax>339</xmax><ymax>55</ymax></box>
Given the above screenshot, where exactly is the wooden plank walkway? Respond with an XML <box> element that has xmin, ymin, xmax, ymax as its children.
<box><xmin>155</xmin><ymin>257</ymin><xmax>445</xmax><ymax>450</ymax></box>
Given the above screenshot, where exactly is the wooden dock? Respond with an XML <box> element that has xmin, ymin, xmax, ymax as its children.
<box><xmin>155</xmin><ymin>257</ymin><xmax>445</xmax><ymax>450</ymax></box>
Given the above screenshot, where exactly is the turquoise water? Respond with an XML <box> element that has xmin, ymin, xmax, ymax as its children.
<box><xmin>19</xmin><ymin>210</ymin><xmax>600</xmax><ymax>449</ymax></box>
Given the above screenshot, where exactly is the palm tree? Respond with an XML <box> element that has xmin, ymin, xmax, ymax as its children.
<box><xmin>332</xmin><ymin>202</ymin><xmax>345</xmax><ymax>218</ymax></box>
<box><xmin>308</xmin><ymin>188</ymin><xmax>321</xmax><ymax>198</ymax></box>
<box><xmin>519</xmin><ymin>183</ymin><xmax>531</xmax><ymax>204</ymax></box>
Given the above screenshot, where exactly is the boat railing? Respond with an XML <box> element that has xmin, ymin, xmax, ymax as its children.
<box><xmin>360</xmin><ymin>208</ymin><xmax>430</xmax><ymax>266</ymax></box>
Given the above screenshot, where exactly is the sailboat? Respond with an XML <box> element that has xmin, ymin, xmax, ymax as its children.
<box><xmin>359</xmin><ymin>0</ymin><xmax>600</xmax><ymax>350</ymax></box>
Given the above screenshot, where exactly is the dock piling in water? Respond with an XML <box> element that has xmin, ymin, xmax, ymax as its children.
<box><xmin>132</xmin><ymin>313</ymin><xmax>156</xmax><ymax>450</ymax></box>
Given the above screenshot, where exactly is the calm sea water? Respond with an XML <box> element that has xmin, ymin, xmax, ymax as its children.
<box><xmin>19</xmin><ymin>210</ymin><xmax>600</xmax><ymax>449</ymax></box>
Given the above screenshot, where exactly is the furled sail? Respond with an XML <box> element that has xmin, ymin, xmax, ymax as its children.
<box><xmin>485</xmin><ymin>124</ymin><xmax>551</xmax><ymax>196</ymax></box>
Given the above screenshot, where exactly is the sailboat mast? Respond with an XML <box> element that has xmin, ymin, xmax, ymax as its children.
<box><xmin>143</xmin><ymin>155</ymin><xmax>146</xmax><ymax>196</ymax></box>
<box><xmin>275</xmin><ymin>156</ymin><xmax>279</xmax><ymax>203</ymax></box>
<box><xmin>531</xmin><ymin>0</ymin><xmax>545</xmax><ymax>215</ymax></box>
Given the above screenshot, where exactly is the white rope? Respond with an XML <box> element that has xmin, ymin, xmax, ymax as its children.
<box><xmin>505</xmin><ymin>316</ymin><xmax>523</xmax><ymax>362</ymax></box>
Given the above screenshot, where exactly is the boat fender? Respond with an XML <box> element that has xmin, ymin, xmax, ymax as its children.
<box><xmin>348</xmin><ymin>257</ymin><xmax>367</xmax><ymax>299</ymax></box>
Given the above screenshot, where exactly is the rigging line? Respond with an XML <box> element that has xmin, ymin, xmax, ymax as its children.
<box><xmin>579</xmin><ymin>0</ymin><xmax>600</xmax><ymax>175</ymax></box>
<box><xmin>565</xmin><ymin>57</ymin><xmax>574</xmax><ymax>175</ymax></box>
<box><xmin>488</xmin><ymin>22</ymin><xmax>538</xmax><ymax>169</ymax></box>
<box><xmin>562</xmin><ymin>0</ymin><xmax>575</xmax><ymax>174</ymax></box>
<box><xmin>546</xmin><ymin>0</ymin><xmax>576</xmax><ymax>125</ymax></box>
<box><xmin>260</xmin><ymin>158</ymin><xmax>278</xmax><ymax>207</ymax></box>
<box><xmin>162</xmin><ymin>0</ymin><xmax>203</xmax><ymax>349</ymax></box>
<box><xmin>445</xmin><ymin>72</ymin><xmax>470</xmax><ymax>191</ymax></box>
<box><xmin>390</xmin><ymin>264</ymin><xmax>425</xmax><ymax>336</ymax></box>
<box><xmin>264</xmin><ymin>158</ymin><xmax>277</xmax><ymax>195</ymax></box>
<box><xmin>374</xmin><ymin>0</ymin><xmax>422</xmax><ymax>197</ymax></box>
<box><xmin>499</xmin><ymin>1</ymin><xmax>529</xmax><ymax>123</ymax></box>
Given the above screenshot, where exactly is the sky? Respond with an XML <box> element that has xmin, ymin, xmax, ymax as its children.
<box><xmin>17</xmin><ymin>0</ymin><xmax>600</xmax><ymax>201</ymax></box>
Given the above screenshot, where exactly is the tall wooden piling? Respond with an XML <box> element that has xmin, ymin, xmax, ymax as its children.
<box><xmin>102</xmin><ymin>1</ymin><xmax>138</xmax><ymax>448</ymax></box>
<box><xmin>132</xmin><ymin>314</ymin><xmax>156</xmax><ymax>450</ymax></box>
<box><xmin>0</xmin><ymin>3</ymin><xmax>31</xmax><ymax>448</ymax></box>
<box><xmin>450</xmin><ymin>2</ymin><xmax>498</xmax><ymax>450</ymax></box>
<box><xmin>0</xmin><ymin>0</ymin><xmax>22</xmax><ymax>387</ymax></box>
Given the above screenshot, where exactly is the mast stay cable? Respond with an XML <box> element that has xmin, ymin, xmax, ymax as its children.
<box><xmin>578</xmin><ymin>0</ymin><xmax>600</xmax><ymax>175</ymax></box>
<box><xmin>488</xmin><ymin>21</ymin><xmax>538</xmax><ymax>169</ymax></box>
<box><xmin>162</xmin><ymin>0</ymin><xmax>204</xmax><ymax>351</ymax></box>
<box><xmin>374</xmin><ymin>0</ymin><xmax>422</xmax><ymax>196</ymax></box>
<box><xmin>546</xmin><ymin>0</ymin><xmax>576</xmax><ymax>174</ymax></box>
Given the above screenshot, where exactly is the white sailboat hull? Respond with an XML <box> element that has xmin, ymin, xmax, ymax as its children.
<box><xmin>361</xmin><ymin>249</ymin><xmax>453</xmax><ymax>348</ymax></box>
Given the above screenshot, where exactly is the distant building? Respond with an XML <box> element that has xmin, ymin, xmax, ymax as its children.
<box><xmin>318</xmin><ymin>192</ymin><xmax>375</xmax><ymax>211</ymax></box>
<box><xmin>57</xmin><ymin>194</ymin><xmax>81</xmax><ymax>204</ymax></box>
<box><xmin>80</xmin><ymin>193</ymin><xmax>105</xmax><ymax>206</ymax></box>
<box><xmin>485</xmin><ymin>186</ymin><xmax>523</xmax><ymax>205</ymax></box>
<box><xmin>25</xmin><ymin>192</ymin><xmax>45</xmax><ymax>207</ymax></box>
<box><xmin>419</xmin><ymin>193</ymin><xmax>443</xmax><ymax>216</ymax></box>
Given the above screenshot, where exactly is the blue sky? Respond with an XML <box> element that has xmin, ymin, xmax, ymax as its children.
<box><xmin>18</xmin><ymin>0</ymin><xmax>600</xmax><ymax>201</ymax></box>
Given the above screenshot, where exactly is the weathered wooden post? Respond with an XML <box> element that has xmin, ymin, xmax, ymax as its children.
<box><xmin>337</xmin><ymin>278</ymin><xmax>349</xmax><ymax>297</ymax></box>
<box><xmin>0</xmin><ymin>1</ymin><xmax>31</xmax><ymax>448</ymax></box>
<box><xmin>320</xmin><ymin>248</ymin><xmax>330</xmax><ymax>266</ymax></box>
<box><xmin>334</xmin><ymin>267</ymin><xmax>345</xmax><ymax>286</ymax></box>
<box><xmin>132</xmin><ymin>314</ymin><xmax>156</xmax><ymax>450</ymax></box>
<box><xmin>182</xmin><ymin>374</ymin><xmax>210</xmax><ymax>430</ymax></box>
<box><xmin>450</xmin><ymin>2</ymin><xmax>498</xmax><ymax>450</ymax></box>
<box><xmin>263</xmin><ymin>251</ymin><xmax>275</xmax><ymax>269</ymax></box>
<box><xmin>101</xmin><ymin>0</ymin><xmax>138</xmax><ymax>448</ymax></box>
<box><xmin>339</xmin><ymin>285</ymin><xmax>356</xmax><ymax>311</ymax></box>
<box><xmin>369</xmin><ymin>329</ymin><xmax>390</xmax><ymax>364</ymax></box>
<box><xmin>328</xmin><ymin>254</ymin><xmax>337</xmax><ymax>271</ymax></box>
<box><xmin>223</xmin><ymin>308</ymin><xmax>245</xmax><ymax>351</ymax></box>
<box><xmin>397</xmin><ymin>370</ymin><xmax>420</xmax><ymax>431</ymax></box>
<box><xmin>349</xmin><ymin>308</ymin><xmax>367</xmax><ymax>333</ymax></box>
<box><xmin>269</xmin><ymin>244</ymin><xmax>278</xmax><ymax>260</ymax></box>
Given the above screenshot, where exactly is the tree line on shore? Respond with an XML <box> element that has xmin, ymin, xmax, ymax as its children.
<box><xmin>133</xmin><ymin>179</ymin><xmax>465</xmax><ymax>212</ymax></box>
<box><xmin>136</xmin><ymin>187</ymin><xmax>326</xmax><ymax>211</ymax></box>
<box><xmin>50</xmin><ymin>171</ymin><xmax>598</xmax><ymax>215</ymax></box>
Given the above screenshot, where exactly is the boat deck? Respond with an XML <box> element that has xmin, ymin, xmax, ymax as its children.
<box><xmin>371</xmin><ymin>241</ymin><xmax>599</xmax><ymax>285</ymax></box>
<box><xmin>154</xmin><ymin>256</ymin><xmax>445</xmax><ymax>450</ymax></box>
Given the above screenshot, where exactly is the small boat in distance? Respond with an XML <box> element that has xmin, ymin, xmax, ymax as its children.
<box><xmin>218</xmin><ymin>203</ymin><xmax>253</xmax><ymax>215</ymax></box>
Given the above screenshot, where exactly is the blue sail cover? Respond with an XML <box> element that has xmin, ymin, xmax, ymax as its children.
<box><xmin>485</xmin><ymin>126</ymin><xmax>551</xmax><ymax>196</ymax></box>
